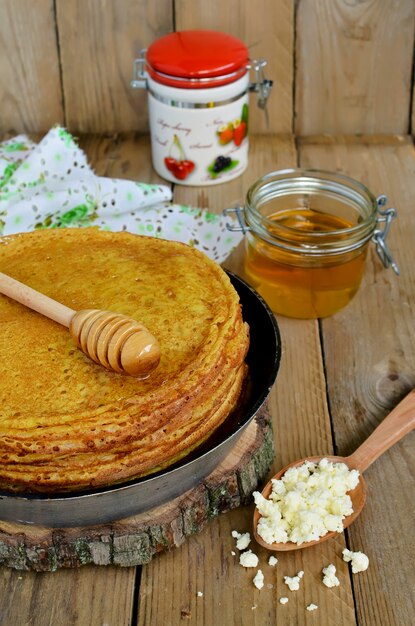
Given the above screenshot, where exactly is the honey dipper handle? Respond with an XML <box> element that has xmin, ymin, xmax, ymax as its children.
<box><xmin>0</xmin><ymin>271</ymin><xmax>75</xmax><ymax>327</ymax></box>
<box><xmin>346</xmin><ymin>389</ymin><xmax>415</xmax><ymax>473</ymax></box>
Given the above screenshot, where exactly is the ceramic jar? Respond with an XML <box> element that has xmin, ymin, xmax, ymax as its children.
<box><xmin>132</xmin><ymin>30</ymin><xmax>272</xmax><ymax>186</ymax></box>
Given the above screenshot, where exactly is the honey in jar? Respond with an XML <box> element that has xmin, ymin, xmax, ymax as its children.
<box><xmin>226</xmin><ymin>170</ymin><xmax>398</xmax><ymax>319</ymax></box>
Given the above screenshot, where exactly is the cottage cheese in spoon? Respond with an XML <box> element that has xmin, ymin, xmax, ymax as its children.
<box><xmin>253</xmin><ymin>458</ymin><xmax>360</xmax><ymax>545</ymax></box>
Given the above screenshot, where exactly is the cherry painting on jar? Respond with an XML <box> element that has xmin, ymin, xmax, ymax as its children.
<box><xmin>164</xmin><ymin>135</ymin><xmax>195</xmax><ymax>181</ymax></box>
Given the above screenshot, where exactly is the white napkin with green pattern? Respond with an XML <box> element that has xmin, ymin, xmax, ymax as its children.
<box><xmin>0</xmin><ymin>127</ymin><xmax>242</xmax><ymax>262</ymax></box>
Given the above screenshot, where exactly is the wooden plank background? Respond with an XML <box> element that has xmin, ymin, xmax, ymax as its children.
<box><xmin>1</xmin><ymin>0</ymin><xmax>415</xmax><ymax>135</ymax></box>
<box><xmin>56</xmin><ymin>0</ymin><xmax>174</xmax><ymax>133</ymax></box>
<box><xmin>296</xmin><ymin>0</ymin><xmax>415</xmax><ymax>135</ymax></box>
<box><xmin>0</xmin><ymin>0</ymin><xmax>64</xmax><ymax>133</ymax></box>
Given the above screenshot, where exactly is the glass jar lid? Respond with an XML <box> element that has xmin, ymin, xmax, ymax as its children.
<box><xmin>244</xmin><ymin>169</ymin><xmax>378</xmax><ymax>255</ymax></box>
<box><xmin>146</xmin><ymin>30</ymin><xmax>249</xmax><ymax>88</ymax></box>
<box><xmin>223</xmin><ymin>169</ymin><xmax>398</xmax><ymax>272</ymax></box>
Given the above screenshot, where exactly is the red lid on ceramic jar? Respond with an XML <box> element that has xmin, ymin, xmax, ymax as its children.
<box><xmin>146</xmin><ymin>30</ymin><xmax>249</xmax><ymax>89</ymax></box>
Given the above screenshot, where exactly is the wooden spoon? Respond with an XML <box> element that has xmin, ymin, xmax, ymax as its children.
<box><xmin>0</xmin><ymin>271</ymin><xmax>160</xmax><ymax>378</ymax></box>
<box><xmin>253</xmin><ymin>389</ymin><xmax>415</xmax><ymax>551</ymax></box>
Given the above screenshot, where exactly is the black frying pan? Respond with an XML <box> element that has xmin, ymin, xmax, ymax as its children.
<box><xmin>0</xmin><ymin>272</ymin><xmax>281</xmax><ymax>527</ymax></box>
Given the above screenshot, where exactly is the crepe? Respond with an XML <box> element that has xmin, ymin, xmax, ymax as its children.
<box><xmin>0</xmin><ymin>228</ymin><xmax>249</xmax><ymax>492</ymax></box>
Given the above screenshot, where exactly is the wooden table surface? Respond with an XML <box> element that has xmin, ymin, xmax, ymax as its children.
<box><xmin>0</xmin><ymin>133</ymin><xmax>414</xmax><ymax>626</ymax></box>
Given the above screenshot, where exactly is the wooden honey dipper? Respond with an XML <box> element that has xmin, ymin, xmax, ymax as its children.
<box><xmin>0</xmin><ymin>272</ymin><xmax>161</xmax><ymax>377</ymax></box>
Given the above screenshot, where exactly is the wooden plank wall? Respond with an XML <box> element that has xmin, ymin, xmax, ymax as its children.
<box><xmin>296</xmin><ymin>0</ymin><xmax>415</xmax><ymax>134</ymax></box>
<box><xmin>1</xmin><ymin>0</ymin><xmax>414</xmax><ymax>136</ymax></box>
<box><xmin>0</xmin><ymin>0</ymin><xmax>63</xmax><ymax>132</ymax></box>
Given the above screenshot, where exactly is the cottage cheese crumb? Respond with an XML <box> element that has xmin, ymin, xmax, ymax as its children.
<box><xmin>253</xmin><ymin>458</ymin><xmax>359</xmax><ymax>545</ymax></box>
<box><xmin>298</xmin><ymin>570</ymin><xmax>304</xmax><ymax>578</ymax></box>
<box><xmin>284</xmin><ymin>573</ymin><xmax>303</xmax><ymax>591</ymax></box>
<box><xmin>196</xmin><ymin>591</ymin><xmax>203</xmax><ymax>597</ymax></box>
<box><xmin>322</xmin><ymin>563</ymin><xmax>340</xmax><ymax>588</ymax></box>
<box><xmin>231</xmin><ymin>551</ymin><xmax>236</xmax><ymax>556</ymax></box>
<box><xmin>239</xmin><ymin>550</ymin><xmax>259</xmax><ymax>568</ymax></box>
<box><xmin>268</xmin><ymin>555</ymin><xmax>278</xmax><ymax>567</ymax></box>
<box><xmin>306</xmin><ymin>603</ymin><xmax>318</xmax><ymax>611</ymax></box>
<box><xmin>253</xmin><ymin>569</ymin><xmax>264</xmax><ymax>590</ymax></box>
<box><xmin>231</xmin><ymin>530</ymin><xmax>251</xmax><ymax>550</ymax></box>
<box><xmin>342</xmin><ymin>548</ymin><xmax>369</xmax><ymax>573</ymax></box>
<box><xmin>279</xmin><ymin>597</ymin><xmax>289</xmax><ymax>605</ymax></box>
<box><xmin>251</xmin><ymin>605</ymin><xmax>257</xmax><ymax>610</ymax></box>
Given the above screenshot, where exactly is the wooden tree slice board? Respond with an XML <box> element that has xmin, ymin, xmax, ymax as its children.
<box><xmin>0</xmin><ymin>405</ymin><xmax>273</xmax><ymax>572</ymax></box>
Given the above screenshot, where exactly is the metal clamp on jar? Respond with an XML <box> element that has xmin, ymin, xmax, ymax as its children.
<box><xmin>131</xmin><ymin>30</ymin><xmax>272</xmax><ymax>186</ymax></box>
<box><xmin>224</xmin><ymin>169</ymin><xmax>398</xmax><ymax>319</ymax></box>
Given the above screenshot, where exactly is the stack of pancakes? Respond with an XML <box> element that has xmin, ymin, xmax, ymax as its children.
<box><xmin>0</xmin><ymin>229</ymin><xmax>249</xmax><ymax>493</ymax></box>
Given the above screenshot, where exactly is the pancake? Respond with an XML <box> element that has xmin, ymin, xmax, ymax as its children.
<box><xmin>0</xmin><ymin>228</ymin><xmax>249</xmax><ymax>493</ymax></box>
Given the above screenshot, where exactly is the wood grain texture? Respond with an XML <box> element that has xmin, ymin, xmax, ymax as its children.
<box><xmin>413</xmin><ymin>82</ymin><xmax>415</xmax><ymax>135</ymax></box>
<box><xmin>138</xmin><ymin>504</ymin><xmax>355</xmax><ymax>626</ymax></box>
<box><xmin>347</xmin><ymin>388</ymin><xmax>415</xmax><ymax>472</ymax></box>
<box><xmin>0</xmin><ymin>0</ymin><xmax>64</xmax><ymax>133</ymax></box>
<box><xmin>56</xmin><ymin>0</ymin><xmax>173</xmax><ymax>133</ymax></box>
<box><xmin>78</xmin><ymin>132</ymin><xmax>169</xmax><ymax>184</ymax></box>
<box><xmin>0</xmin><ymin>565</ymin><xmax>136</xmax><ymax>626</ymax></box>
<box><xmin>299</xmin><ymin>135</ymin><xmax>415</xmax><ymax>626</ymax></box>
<box><xmin>296</xmin><ymin>0</ymin><xmax>415</xmax><ymax>135</ymax></box>
<box><xmin>139</xmin><ymin>135</ymin><xmax>357</xmax><ymax>626</ymax></box>
<box><xmin>175</xmin><ymin>0</ymin><xmax>294</xmax><ymax>134</ymax></box>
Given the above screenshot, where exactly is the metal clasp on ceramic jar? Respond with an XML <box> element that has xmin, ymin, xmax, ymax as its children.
<box><xmin>223</xmin><ymin>169</ymin><xmax>399</xmax><ymax>318</ymax></box>
<box><xmin>247</xmin><ymin>59</ymin><xmax>273</xmax><ymax>109</ymax></box>
<box><xmin>131</xmin><ymin>49</ymin><xmax>148</xmax><ymax>90</ymax></box>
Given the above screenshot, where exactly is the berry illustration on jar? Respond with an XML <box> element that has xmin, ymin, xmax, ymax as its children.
<box><xmin>164</xmin><ymin>135</ymin><xmax>195</xmax><ymax>181</ymax></box>
<box><xmin>216</xmin><ymin>104</ymin><xmax>249</xmax><ymax>147</ymax></box>
<box><xmin>207</xmin><ymin>155</ymin><xmax>239</xmax><ymax>180</ymax></box>
<box><xmin>217</xmin><ymin>124</ymin><xmax>234</xmax><ymax>146</ymax></box>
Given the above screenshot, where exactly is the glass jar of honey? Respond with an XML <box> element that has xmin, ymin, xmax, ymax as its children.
<box><xmin>224</xmin><ymin>169</ymin><xmax>398</xmax><ymax>319</ymax></box>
